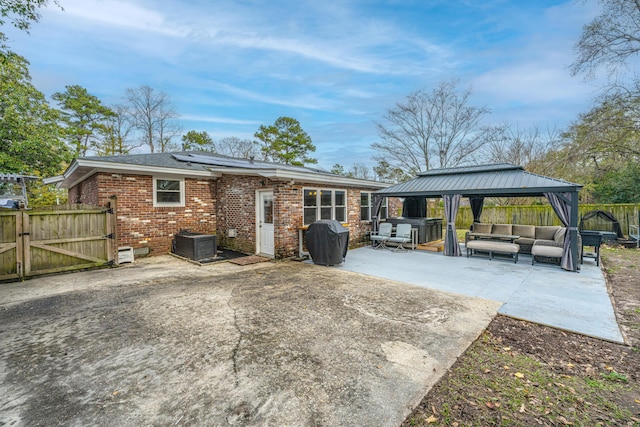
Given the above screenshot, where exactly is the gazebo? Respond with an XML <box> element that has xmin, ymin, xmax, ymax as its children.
<box><xmin>374</xmin><ymin>163</ymin><xmax>583</xmax><ymax>272</ymax></box>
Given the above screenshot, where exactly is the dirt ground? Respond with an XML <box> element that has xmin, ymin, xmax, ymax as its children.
<box><xmin>0</xmin><ymin>257</ymin><xmax>499</xmax><ymax>427</ymax></box>
<box><xmin>404</xmin><ymin>246</ymin><xmax>640</xmax><ymax>426</ymax></box>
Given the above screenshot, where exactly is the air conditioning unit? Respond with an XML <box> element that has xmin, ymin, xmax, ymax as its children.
<box><xmin>172</xmin><ymin>231</ymin><xmax>217</xmax><ymax>261</ymax></box>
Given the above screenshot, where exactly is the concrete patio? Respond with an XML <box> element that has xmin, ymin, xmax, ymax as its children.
<box><xmin>336</xmin><ymin>245</ymin><xmax>624</xmax><ymax>343</ymax></box>
<box><xmin>0</xmin><ymin>256</ymin><xmax>500</xmax><ymax>427</ymax></box>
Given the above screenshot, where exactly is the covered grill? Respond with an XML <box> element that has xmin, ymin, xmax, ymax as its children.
<box><xmin>305</xmin><ymin>220</ymin><xmax>349</xmax><ymax>266</ymax></box>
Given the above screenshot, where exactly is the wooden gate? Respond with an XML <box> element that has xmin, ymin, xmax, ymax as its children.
<box><xmin>0</xmin><ymin>203</ymin><xmax>116</xmax><ymax>281</ymax></box>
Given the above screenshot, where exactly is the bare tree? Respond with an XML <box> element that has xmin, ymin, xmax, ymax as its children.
<box><xmin>482</xmin><ymin>122</ymin><xmax>557</xmax><ymax>168</ymax></box>
<box><xmin>372</xmin><ymin>80</ymin><xmax>489</xmax><ymax>174</ymax></box>
<box><xmin>570</xmin><ymin>0</ymin><xmax>640</xmax><ymax>80</ymax></box>
<box><xmin>215</xmin><ymin>136</ymin><xmax>262</xmax><ymax>159</ymax></box>
<box><xmin>125</xmin><ymin>85</ymin><xmax>181</xmax><ymax>153</ymax></box>
<box><xmin>97</xmin><ymin>104</ymin><xmax>138</xmax><ymax>156</ymax></box>
<box><xmin>348</xmin><ymin>162</ymin><xmax>372</xmax><ymax>180</ymax></box>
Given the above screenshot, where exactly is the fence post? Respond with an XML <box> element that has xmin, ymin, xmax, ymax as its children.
<box><xmin>107</xmin><ymin>196</ymin><xmax>118</xmax><ymax>265</ymax></box>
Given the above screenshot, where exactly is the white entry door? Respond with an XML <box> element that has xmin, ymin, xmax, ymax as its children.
<box><xmin>257</xmin><ymin>191</ymin><xmax>275</xmax><ymax>257</ymax></box>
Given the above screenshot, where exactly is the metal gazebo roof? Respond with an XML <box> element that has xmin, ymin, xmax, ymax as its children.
<box><xmin>375</xmin><ymin>163</ymin><xmax>582</xmax><ymax>198</ymax></box>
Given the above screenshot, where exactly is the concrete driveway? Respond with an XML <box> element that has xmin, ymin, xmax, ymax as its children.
<box><xmin>0</xmin><ymin>256</ymin><xmax>499</xmax><ymax>427</ymax></box>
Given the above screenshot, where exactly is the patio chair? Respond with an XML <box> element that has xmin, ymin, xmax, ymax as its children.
<box><xmin>370</xmin><ymin>222</ymin><xmax>392</xmax><ymax>249</ymax></box>
<box><xmin>387</xmin><ymin>223</ymin><xmax>413</xmax><ymax>252</ymax></box>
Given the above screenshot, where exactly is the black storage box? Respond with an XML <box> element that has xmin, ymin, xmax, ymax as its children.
<box><xmin>173</xmin><ymin>231</ymin><xmax>217</xmax><ymax>261</ymax></box>
<box><xmin>306</xmin><ymin>220</ymin><xmax>349</xmax><ymax>266</ymax></box>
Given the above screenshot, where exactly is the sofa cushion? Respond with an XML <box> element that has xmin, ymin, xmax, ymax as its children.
<box><xmin>531</xmin><ymin>244</ymin><xmax>563</xmax><ymax>258</ymax></box>
<box><xmin>467</xmin><ymin>240</ymin><xmax>519</xmax><ymax>253</ymax></box>
<box><xmin>473</xmin><ymin>223</ymin><xmax>492</xmax><ymax>233</ymax></box>
<box><xmin>515</xmin><ymin>237</ymin><xmax>535</xmax><ymax>246</ymax></box>
<box><xmin>554</xmin><ymin>227</ymin><xmax>566</xmax><ymax>243</ymax></box>
<box><xmin>536</xmin><ymin>226</ymin><xmax>560</xmax><ymax>241</ymax></box>
<box><xmin>492</xmin><ymin>224</ymin><xmax>513</xmax><ymax>235</ymax></box>
<box><xmin>513</xmin><ymin>224</ymin><xmax>535</xmax><ymax>239</ymax></box>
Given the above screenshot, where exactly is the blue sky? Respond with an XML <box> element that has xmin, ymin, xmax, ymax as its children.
<box><xmin>5</xmin><ymin>0</ymin><xmax>604</xmax><ymax>170</ymax></box>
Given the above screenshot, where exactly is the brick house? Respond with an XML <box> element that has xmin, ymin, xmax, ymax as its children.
<box><xmin>48</xmin><ymin>152</ymin><xmax>398</xmax><ymax>259</ymax></box>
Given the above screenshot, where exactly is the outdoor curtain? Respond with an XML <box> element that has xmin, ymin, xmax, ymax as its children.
<box><xmin>544</xmin><ymin>192</ymin><xmax>576</xmax><ymax>271</ymax></box>
<box><xmin>443</xmin><ymin>194</ymin><xmax>462</xmax><ymax>256</ymax></box>
<box><xmin>469</xmin><ymin>196</ymin><xmax>485</xmax><ymax>224</ymax></box>
<box><xmin>402</xmin><ymin>196</ymin><xmax>427</xmax><ymax>218</ymax></box>
<box><xmin>372</xmin><ymin>194</ymin><xmax>385</xmax><ymax>234</ymax></box>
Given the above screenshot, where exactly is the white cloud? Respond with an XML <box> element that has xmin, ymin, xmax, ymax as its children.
<box><xmin>180</xmin><ymin>115</ymin><xmax>261</xmax><ymax>126</ymax></box>
<box><xmin>203</xmin><ymin>81</ymin><xmax>339</xmax><ymax>111</ymax></box>
<box><xmin>51</xmin><ymin>0</ymin><xmax>188</xmax><ymax>36</ymax></box>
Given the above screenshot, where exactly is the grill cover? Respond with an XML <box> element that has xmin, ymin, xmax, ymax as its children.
<box><xmin>306</xmin><ymin>220</ymin><xmax>349</xmax><ymax>266</ymax></box>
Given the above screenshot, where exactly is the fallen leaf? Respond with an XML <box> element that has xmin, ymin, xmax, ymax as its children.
<box><xmin>503</xmin><ymin>347</ymin><xmax>511</xmax><ymax>351</ymax></box>
<box><xmin>519</xmin><ymin>403</ymin><xmax>526</xmax><ymax>413</ymax></box>
<box><xmin>431</xmin><ymin>405</ymin><xmax>438</xmax><ymax>415</ymax></box>
<box><xmin>557</xmin><ymin>415</ymin><xmax>573</xmax><ymax>425</ymax></box>
<box><xmin>514</xmin><ymin>372</ymin><xmax>525</xmax><ymax>378</ymax></box>
<box><xmin>503</xmin><ymin>365</ymin><xmax>510</xmax><ymax>370</ymax></box>
<box><xmin>425</xmin><ymin>415</ymin><xmax>438</xmax><ymax>423</ymax></box>
<box><xmin>112</xmin><ymin>391</ymin><xmax>119</xmax><ymax>396</ymax></box>
<box><xmin>635</xmin><ymin>399</ymin><xmax>640</xmax><ymax>404</ymax></box>
<box><xmin>566</xmin><ymin>363</ymin><xmax>574</xmax><ymax>368</ymax></box>
<box><xmin>554</xmin><ymin>382</ymin><xmax>565</xmax><ymax>388</ymax></box>
<box><xmin>606</xmin><ymin>365</ymin><xmax>613</xmax><ymax>371</ymax></box>
<box><xmin>486</xmin><ymin>401</ymin><xmax>495</xmax><ymax>409</ymax></box>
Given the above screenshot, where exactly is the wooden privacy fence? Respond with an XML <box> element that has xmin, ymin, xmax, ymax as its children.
<box><xmin>430</xmin><ymin>203</ymin><xmax>640</xmax><ymax>234</ymax></box>
<box><xmin>0</xmin><ymin>202</ymin><xmax>117</xmax><ymax>281</ymax></box>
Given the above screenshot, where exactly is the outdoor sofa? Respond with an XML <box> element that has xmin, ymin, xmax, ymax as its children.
<box><xmin>466</xmin><ymin>223</ymin><xmax>580</xmax><ymax>264</ymax></box>
<box><xmin>467</xmin><ymin>223</ymin><xmax>565</xmax><ymax>254</ymax></box>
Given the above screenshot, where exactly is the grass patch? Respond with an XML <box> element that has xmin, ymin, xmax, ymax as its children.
<box><xmin>405</xmin><ymin>331</ymin><xmax>638</xmax><ymax>426</ymax></box>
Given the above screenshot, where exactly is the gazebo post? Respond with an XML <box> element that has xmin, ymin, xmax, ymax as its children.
<box><xmin>570</xmin><ymin>191</ymin><xmax>580</xmax><ymax>272</ymax></box>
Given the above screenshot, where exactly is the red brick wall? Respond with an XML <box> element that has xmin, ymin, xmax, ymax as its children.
<box><xmin>70</xmin><ymin>171</ymin><xmax>386</xmax><ymax>259</ymax></box>
<box><xmin>67</xmin><ymin>174</ymin><xmax>99</xmax><ymax>205</ymax></box>
<box><xmin>69</xmin><ymin>172</ymin><xmax>217</xmax><ymax>256</ymax></box>
<box><xmin>214</xmin><ymin>176</ymin><xmax>382</xmax><ymax>259</ymax></box>
<box><xmin>273</xmin><ymin>182</ymin><xmax>303</xmax><ymax>258</ymax></box>
<box><xmin>388</xmin><ymin>197</ymin><xmax>402</xmax><ymax>217</ymax></box>
<box><xmin>215</xmin><ymin>174</ymin><xmax>262</xmax><ymax>254</ymax></box>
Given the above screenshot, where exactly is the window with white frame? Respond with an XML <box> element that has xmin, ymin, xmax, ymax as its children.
<box><xmin>153</xmin><ymin>177</ymin><xmax>185</xmax><ymax>207</ymax></box>
<box><xmin>303</xmin><ymin>188</ymin><xmax>346</xmax><ymax>225</ymax></box>
<box><xmin>360</xmin><ymin>192</ymin><xmax>387</xmax><ymax>221</ymax></box>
